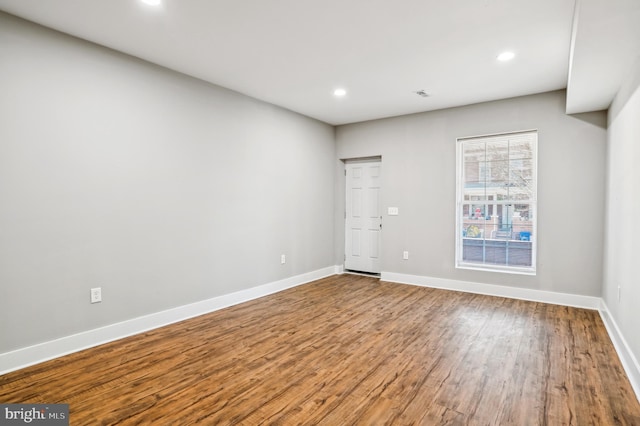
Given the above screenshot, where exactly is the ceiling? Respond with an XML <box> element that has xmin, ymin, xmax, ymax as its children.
<box><xmin>0</xmin><ymin>0</ymin><xmax>637</xmax><ymax>125</ymax></box>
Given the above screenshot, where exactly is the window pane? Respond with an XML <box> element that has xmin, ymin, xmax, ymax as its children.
<box><xmin>491</xmin><ymin>159</ymin><xmax>509</xmax><ymax>180</ymax></box>
<box><xmin>486</xmin><ymin>140</ymin><xmax>508</xmax><ymax>162</ymax></box>
<box><xmin>509</xmin><ymin>139</ymin><xmax>534</xmax><ymax>160</ymax></box>
<box><xmin>463</xmin><ymin>172</ymin><xmax>488</xmax><ymax>200</ymax></box>
<box><xmin>509</xmin><ymin>158</ymin><xmax>534</xmax><ymax>200</ymax></box>
<box><xmin>463</xmin><ymin>143</ymin><xmax>487</xmax><ymax>200</ymax></box>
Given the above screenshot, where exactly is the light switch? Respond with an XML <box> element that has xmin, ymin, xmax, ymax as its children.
<box><xmin>388</xmin><ymin>207</ymin><xmax>399</xmax><ymax>215</ymax></box>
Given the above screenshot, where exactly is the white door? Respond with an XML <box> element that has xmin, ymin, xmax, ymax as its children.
<box><xmin>345</xmin><ymin>161</ymin><xmax>382</xmax><ymax>273</ymax></box>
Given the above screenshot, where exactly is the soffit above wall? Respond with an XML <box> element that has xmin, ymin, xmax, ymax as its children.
<box><xmin>566</xmin><ymin>0</ymin><xmax>640</xmax><ymax>114</ymax></box>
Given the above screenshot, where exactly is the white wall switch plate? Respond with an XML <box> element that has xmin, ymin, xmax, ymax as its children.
<box><xmin>403</xmin><ymin>251</ymin><xmax>409</xmax><ymax>260</ymax></box>
<box><xmin>90</xmin><ymin>287</ymin><xmax>102</xmax><ymax>304</ymax></box>
<box><xmin>388</xmin><ymin>207</ymin><xmax>399</xmax><ymax>215</ymax></box>
<box><xmin>281</xmin><ymin>254</ymin><xmax>286</xmax><ymax>264</ymax></box>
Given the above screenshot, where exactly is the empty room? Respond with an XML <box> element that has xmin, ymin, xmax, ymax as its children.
<box><xmin>1</xmin><ymin>0</ymin><xmax>639</xmax><ymax>424</ymax></box>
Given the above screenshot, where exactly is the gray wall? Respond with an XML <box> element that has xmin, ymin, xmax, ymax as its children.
<box><xmin>0</xmin><ymin>12</ymin><xmax>336</xmax><ymax>353</ymax></box>
<box><xmin>335</xmin><ymin>91</ymin><xmax>607</xmax><ymax>296</ymax></box>
<box><xmin>603</xmin><ymin>59</ymin><xmax>640</xmax><ymax>368</ymax></box>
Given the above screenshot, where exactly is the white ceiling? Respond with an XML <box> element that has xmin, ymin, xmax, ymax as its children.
<box><xmin>0</xmin><ymin>0</ymin><xmax>637</xmax><ymax>125</ymax></box>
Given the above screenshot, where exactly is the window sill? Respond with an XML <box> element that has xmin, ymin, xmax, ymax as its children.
<box><xmin>456</xmin><ymin>262</ymin><xmax>536</xmax><ymax>276</ymax></box>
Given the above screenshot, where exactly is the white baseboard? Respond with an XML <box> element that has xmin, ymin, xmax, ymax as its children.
<box><xmin>0</xmin><ymin>266</ymin><xmax>338</xmax><ymax>375</ymax></box>
<box><xmin>598</xmin><ymin>300</ymin><xmax>640</xmax><ymax>402</ymax></box>
<box><xmin>380</xmin><ymin>271</ymin><xmax>601</xmax><ymax>309</ymax></box>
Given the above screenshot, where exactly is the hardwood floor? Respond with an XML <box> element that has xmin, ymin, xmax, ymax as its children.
<box><xmin>1</xmin><ymin>274</ymin><xmax>639</xmax><ymax>425</ymax></box>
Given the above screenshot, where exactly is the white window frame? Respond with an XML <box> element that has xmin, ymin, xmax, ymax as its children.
<box><xmin>455</xmin><ymin>130</ymin><xmax>538</xmax><ymax>275</ymax></box>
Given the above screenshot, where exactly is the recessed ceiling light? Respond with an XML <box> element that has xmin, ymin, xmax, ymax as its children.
<box><xmin>141</xmin><ymin>0</ymin><xmax>161</xmax><ymax>6</ymax></box>
<box><xmin>497</xmin><ymin>51</ymin><xmax>515</xmax><ymax>62</ymax></box>
<box><xmin>333</xmin><ymin>88</ymin><xmax>347</xmax><ymax>97</ymax></box>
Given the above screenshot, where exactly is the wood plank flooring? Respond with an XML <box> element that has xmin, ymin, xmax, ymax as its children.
<box><xmin>1</xmin><ymin>274</ymin><xmax>639</xmax><ymax>425</ymax></box>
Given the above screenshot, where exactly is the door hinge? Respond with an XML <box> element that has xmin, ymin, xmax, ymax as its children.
<box><xmin>344</xmin><ymin>169</ymin><xmax>347</xmax><ymax>176</ymax></box>
<box><xmin>344</xmin><ymin>211</ymin><xmax>346</xmax><ymax>219</ymax></box>
<box><xmin>344</xmin><ymin>254</ymin><xmax>346</xmax><ymax>261</ymax></box>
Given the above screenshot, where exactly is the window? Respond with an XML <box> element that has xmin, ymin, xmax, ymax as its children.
<box><xmin>455</xmin><ymin>130</ymin><xmax>537</xmax><ymax>274</ymax></box>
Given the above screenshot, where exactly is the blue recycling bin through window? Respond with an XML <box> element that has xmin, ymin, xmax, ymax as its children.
<box><xmin>519</xmin><ymin>231</ymin><xmax>531</xmax><ymax>241</ymax></box>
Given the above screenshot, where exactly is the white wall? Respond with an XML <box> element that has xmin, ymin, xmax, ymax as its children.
<box><xmin>336</xmin><ymin>91</ymin><xmax>607</xmax><ymax>296</ymax></box>
<box><xmin>0</xmin><ymin>12</ymin><xmax>336</xmax><ymax>353</ymax></box>
<box><xmin>603</xmin><ymin>59</ymin><xmax>640</xmax><ymax>372</ymax></box>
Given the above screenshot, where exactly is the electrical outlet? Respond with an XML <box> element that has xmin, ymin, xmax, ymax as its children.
<box><xmin>403</xmin><ymin>251</ymin><xmax>409</xmax><ymax>260</ymax></box>
<box><xmin>90</xmin><ymin>287</ymin><xmax>102</xmax><ymax>304</ymax></box>
<box><xmin>281</xmin><ymin>254</ymin><xmax>286</xmax><ymax>264</ymax></box>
